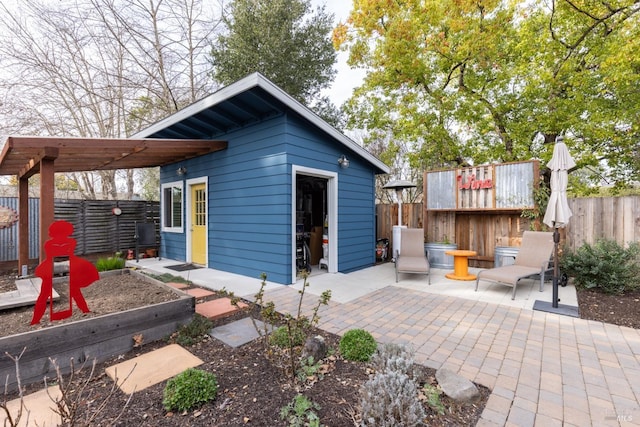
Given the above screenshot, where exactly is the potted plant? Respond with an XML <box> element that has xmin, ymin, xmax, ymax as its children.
<box><xmin>424</xmin><ymin>236</ymin><xmax>457</xmax><ymax>269</ymax></box>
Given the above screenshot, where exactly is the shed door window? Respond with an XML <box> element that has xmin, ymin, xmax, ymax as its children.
<box><xmin>194</xmin><ymin>187</ymin><xmax>206</xmax><ymax>226</ymax></box>
<box><xmin>162</xmin><ymin>181</ymin><xmax>183</xmax><ymax>232</ymax></box>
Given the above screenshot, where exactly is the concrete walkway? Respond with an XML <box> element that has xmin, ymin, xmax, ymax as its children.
<box><xmin>0</xmin><ymin>278</ymin><xmax>59</xmax><ymax>311</ymax></box>
<box><xmin>131</xmin><ymin>259</ymin><xmax>639</xmax><ymax>426</ymax></box>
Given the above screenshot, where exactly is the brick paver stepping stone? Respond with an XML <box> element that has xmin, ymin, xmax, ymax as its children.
<box><xmin>1</xmin><ymin>386</ymin><xmax>62</xmax><ymax>427</ymax></box>
<box><xmin>166</xmin><ymin>282</ymin><xmax>189</xmax><ymax>290</ymax></box>
<box><xmin>185</xmin><ymin>287</ymin><xmax>215</xmax><ymax>298</ymax></box>
<box><xmin>105</xmin><ymin>344</ymin><xmax>203</xmax><ymax>394</ymax></box>
<box><xmin>195</xmin><ymin>297</ymin><xmax>247</xmax><ymax>320</ymax></box>
<box><xmin>210</xmin><ymin>317</ymin><xmax>273</xmax><ymax>348</ymax></box>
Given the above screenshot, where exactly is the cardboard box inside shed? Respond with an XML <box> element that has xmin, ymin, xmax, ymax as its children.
<box><xmin>309</xmin><ymin>226</ymin><xmax>323</xmax><ymax>265</ymax></box>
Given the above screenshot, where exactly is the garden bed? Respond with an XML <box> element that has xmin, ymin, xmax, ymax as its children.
<box><xmin>0</xmin><ymin>269</ymin><xmax>194</xmax><ymax>391</ymax></box>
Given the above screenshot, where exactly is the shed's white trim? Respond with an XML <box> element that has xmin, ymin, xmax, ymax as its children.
<box><xmin>292</xmin><ymin>165</ymin><xmax>338</xmax><ymax>284</ymax></box>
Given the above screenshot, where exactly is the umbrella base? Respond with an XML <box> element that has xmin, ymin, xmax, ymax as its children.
<box><xmin>533</xmin><ymin>300</ymin><xmax>579</xmax><ymax>318</ymax></box>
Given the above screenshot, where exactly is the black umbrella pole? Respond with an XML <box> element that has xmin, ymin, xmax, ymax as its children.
<box><xmin>552</xmin><ymin>227</ymin><xmax>560</xmax><ymax>308</ymax></box>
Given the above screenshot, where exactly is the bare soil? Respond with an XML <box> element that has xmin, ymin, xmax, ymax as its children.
<box><xmin>0</xmin><ymin>270</ymin><xmax>490</xmax><ymax>426</ymax></box>
<box><xmin>1</xmin><ymin>268</ymin><xmax>637</xmax><ymax>426</ymax></box>
<box><xmin>575</xmin><ymin>288</ymin><xmax>640</xmax><ymax>329</ymax></box>
<box><xmin>0</xmin><ymin>271</ymin><xmax>179</xmax><ymax>336</ymax></box>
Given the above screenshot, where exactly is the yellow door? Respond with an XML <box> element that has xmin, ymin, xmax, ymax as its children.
<box><xmin>190</xmin><ymin>183</ymin><xmax>207</xmax><ymax>265</ymax></box>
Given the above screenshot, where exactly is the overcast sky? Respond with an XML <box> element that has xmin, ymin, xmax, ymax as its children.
<box><xmin>312</xmin><ymin>0</ymin><xmax>366</xmax><ymax>106</ymax></box>
<box><xmin>0</xmin><ymin>0</ymin><xmax>364</xmax><ymax>106</ymax></box>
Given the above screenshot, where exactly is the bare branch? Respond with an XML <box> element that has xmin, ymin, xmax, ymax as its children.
<box><xmin>2</xmin><ymin>348</ymin><xmax>31</xmax><ymax>427</ymax></box>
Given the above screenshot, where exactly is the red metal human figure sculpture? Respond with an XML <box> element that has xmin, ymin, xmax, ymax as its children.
<box><xmin>31</xmin><ymin>220</ymin><xmax>99</xmax><ymax>325</ymax></box>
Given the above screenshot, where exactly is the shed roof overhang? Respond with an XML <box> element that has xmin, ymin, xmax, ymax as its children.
<box><xmin>0</xmin><ymin>136</ymin><xmax>227</xmax><ymax>178</ymax></box>
<box><xmin>133</xmin><ymin>72</ymin><xmax>391</xmax><ymax>175</ymax></box>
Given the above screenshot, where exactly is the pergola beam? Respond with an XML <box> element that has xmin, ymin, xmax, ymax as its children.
<box><xmin>0</xmin><ymin>136</ymin><xmax>228</xmax><ymax>275</ymax></box>
<box><xmin>0</xmin><ymin>137</ymin><xmax>227</xmax><ymax>176</ymax></box>
<box><xmin>18</xmin><ymin>146</ymin><xmax>60</xmax><ymax>179</ymax></box>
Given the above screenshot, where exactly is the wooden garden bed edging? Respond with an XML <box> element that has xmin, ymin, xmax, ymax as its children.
<box><xmin>0</xmin><ymin>269</ymin><xmax>195</xmax><ymax>391</ymax></box>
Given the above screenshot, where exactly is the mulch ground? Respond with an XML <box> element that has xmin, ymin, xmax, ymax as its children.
<box><xmin>575</xmin><ymin>288</ymin><xmax>640</xmax><ymax>329</ymax></box>
<box><xmin>1</xmin><ymin>268</ymin><xmax>639</xmax><ymax>426</ymax></box>
<box><xmin>0</xmin><ymin>270</ymin><xmax>489</xmax><ymax>426</ymax></box>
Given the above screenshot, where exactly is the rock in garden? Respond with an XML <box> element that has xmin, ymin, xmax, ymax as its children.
<box><xmin>303</xmin><ymin>335</ymin><xmax>327</xmax><ymax>361</ymax></box>
<box><xmin>54</xmin><ymin>260</ymin><xmax>70</xmax><ymax>275</ymax></box>
<box><xmin>435</xmin><ymin>368</ymin><xmax>479</xmax><ymax>402</ymax></box>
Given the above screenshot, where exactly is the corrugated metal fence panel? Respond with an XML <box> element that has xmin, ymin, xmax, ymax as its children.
<box><xmin>0</xmin><ymin>198</ymin><xmax>159</xmax><ymax>261</ymax></box>
<box><xmin>425</xmin><ymin>170</ymin><xmax>456</xmax><ymax>209</ymax></box>
<box><xmin>0</xmin><ymin>197</ymin><xmax>18</xmax><ymax>261</ymax></box>
<box><xmin>0</xmin><ymin>197</ymin><xmax>19</xmax><ymax>262</ymax></box>
<box><xmin>0</xmin><ymin>197</ymin><xmax>40</xmax><ymax>261</ymax></box>
<box><xmin>495</xmin><ymin>162</ymin><xmax>536</xmax><ymax>209</ymax></box>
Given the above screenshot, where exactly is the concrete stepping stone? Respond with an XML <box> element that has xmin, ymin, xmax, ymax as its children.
<box><xmin>105</xmin><ymin>344</ymin><xmax>203</xmax><ymax>394</ymax></box>
<box><xmin>185</xmin><ymin>287</ymin><xmax>215</xmax><ymax>298</ymax></box>
<box><xmin>1</xmin><ymin>386</ymin><xmax>62</xmax><ymax>427</ymax></box>
<box><xmin>0</xmin><ymin>278</ymin><xmax>59</xmax><ymax>311</ymax></box>
<box><xmin>195</xmin><ymin>297</ymin><xmax>247</xmax><ymax>320</ymax></box>
<box><xmin>209</xmin><ymin>317</ymin><xmax>273</xmax><ymax>348</ymax></box>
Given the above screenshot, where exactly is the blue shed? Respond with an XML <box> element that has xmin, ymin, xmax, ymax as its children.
<box><xmin>133</xmin><ymin>73</ymin><xmax>389</xmax><ymax>284</ymax></box>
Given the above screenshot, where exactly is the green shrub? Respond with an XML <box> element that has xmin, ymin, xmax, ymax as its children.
<box><xmin>280</xmin><ymin>394</ymin><xmax>321</xmax><ymax>427</ymax></box>
<box><xmin>269</xmin><ymin>325</ymin><xmax>307</xmax><ymax>348</ymax></box>
<box><xmin>561</xmin><ymin>240</ymin><xmax>640</xmax><ymax>295</ymax></box>
<box><xmin>171</xmin><ymin>314</ymin><xmax>213</xmax><ymax>346</ymax></box>
<box><xmin>162</xmin><ymin>368</ymin><xmax>217</xmax><ymax>412</ymax></box>
<box><xmin>339</xmin><ymin>329</ymin><xmax>377</xmax><ymax>362</ymax></box>
<box><xmin>95</xmin><ymin>256</ymin><xmax>125</xmax><ymax>272</ymax></box>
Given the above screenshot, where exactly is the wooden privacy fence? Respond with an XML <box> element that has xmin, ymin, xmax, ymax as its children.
<box><xmin>377</xmin><ymin>195</ymin><xmax>640</xmax><ymax>266</ymax></box>
<box><xmin>0</xmin><ymin>198</ymin><xmax>159</xmax><ymax>262</ymax></box>
<box><xmin>376</xmin><ymin>203</ymin><xmax>423</xmax><ymax>239</ymax></box>
<box><xmin>566</xmin><ymin>196</ymin><xmax>640</xmax><ymax>252</ymax></box>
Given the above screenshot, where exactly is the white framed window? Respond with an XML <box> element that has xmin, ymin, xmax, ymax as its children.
<box><xmin>161</xmin><ymin>181</ymin><xmax>184</xmax><ymax>232</ymax></box>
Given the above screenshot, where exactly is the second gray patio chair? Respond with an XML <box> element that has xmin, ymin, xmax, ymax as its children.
<box><xmin>475</xmin><ymin>231</ymin><xmax>554</xmax><ymax>299</ymax></box>
<box><xmin>395</xmin><ymin>228</ymin><xmax>431</xmax><ymax>284</ymax></box>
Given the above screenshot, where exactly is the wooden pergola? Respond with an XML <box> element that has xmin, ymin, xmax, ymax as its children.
<box><xmin>0</xmin><ymin>136</ymin><xmax>227</xmax><ymax>272</ymax></box>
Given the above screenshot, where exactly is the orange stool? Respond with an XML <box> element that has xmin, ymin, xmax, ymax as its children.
<box><xmin>444</xmin><ymin>250</ymin><xmax>477</xmax><ymax>281</ymax></box>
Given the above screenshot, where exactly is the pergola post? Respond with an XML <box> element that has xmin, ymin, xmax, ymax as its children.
<box><xmin>39</xmin><ymin>154</ymin><xmax>56</xmax><ymax>263</ymax></box>
<box><xmin>18</xmin><ymin>176</ymin><xmax>29</xmax><ymax>276</ymax></box>
<box><xmin>16</xmin><ymin>146</ymin><xmax>59</xmax><ymax>273</ymax></box>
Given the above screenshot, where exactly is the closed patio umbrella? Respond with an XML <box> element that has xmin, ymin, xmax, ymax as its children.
<box><xmin>543</xmin><ymin>138</ymin><xmax>576</xmax><ymax>228</ymax></box>
<box><xmin>542</xmin><ymin>136</ymin><xmax>576</xmax><ymax>309</ymax></box>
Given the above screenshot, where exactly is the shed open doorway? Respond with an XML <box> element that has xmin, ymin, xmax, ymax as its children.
<box><xmin>292</xmin><ymin>166</ymin><xmax>337</xmax><ymax>282</ymax></box>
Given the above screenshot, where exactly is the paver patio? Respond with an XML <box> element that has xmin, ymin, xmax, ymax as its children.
<box><xmin>132</xmin><ymin>259</ymin><xmax>640</xmax><ymax>425</ymax></box>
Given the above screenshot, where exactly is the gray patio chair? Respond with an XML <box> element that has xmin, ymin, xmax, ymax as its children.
<box><xmin>395</xmin><ymin>228</ymin><xmax>431</xmax><ymax>284</ymax></box>
<box><xmin>475</xmin><ymin>231</ymin><xmax>554</xmax><ymax>299</ymax></box>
